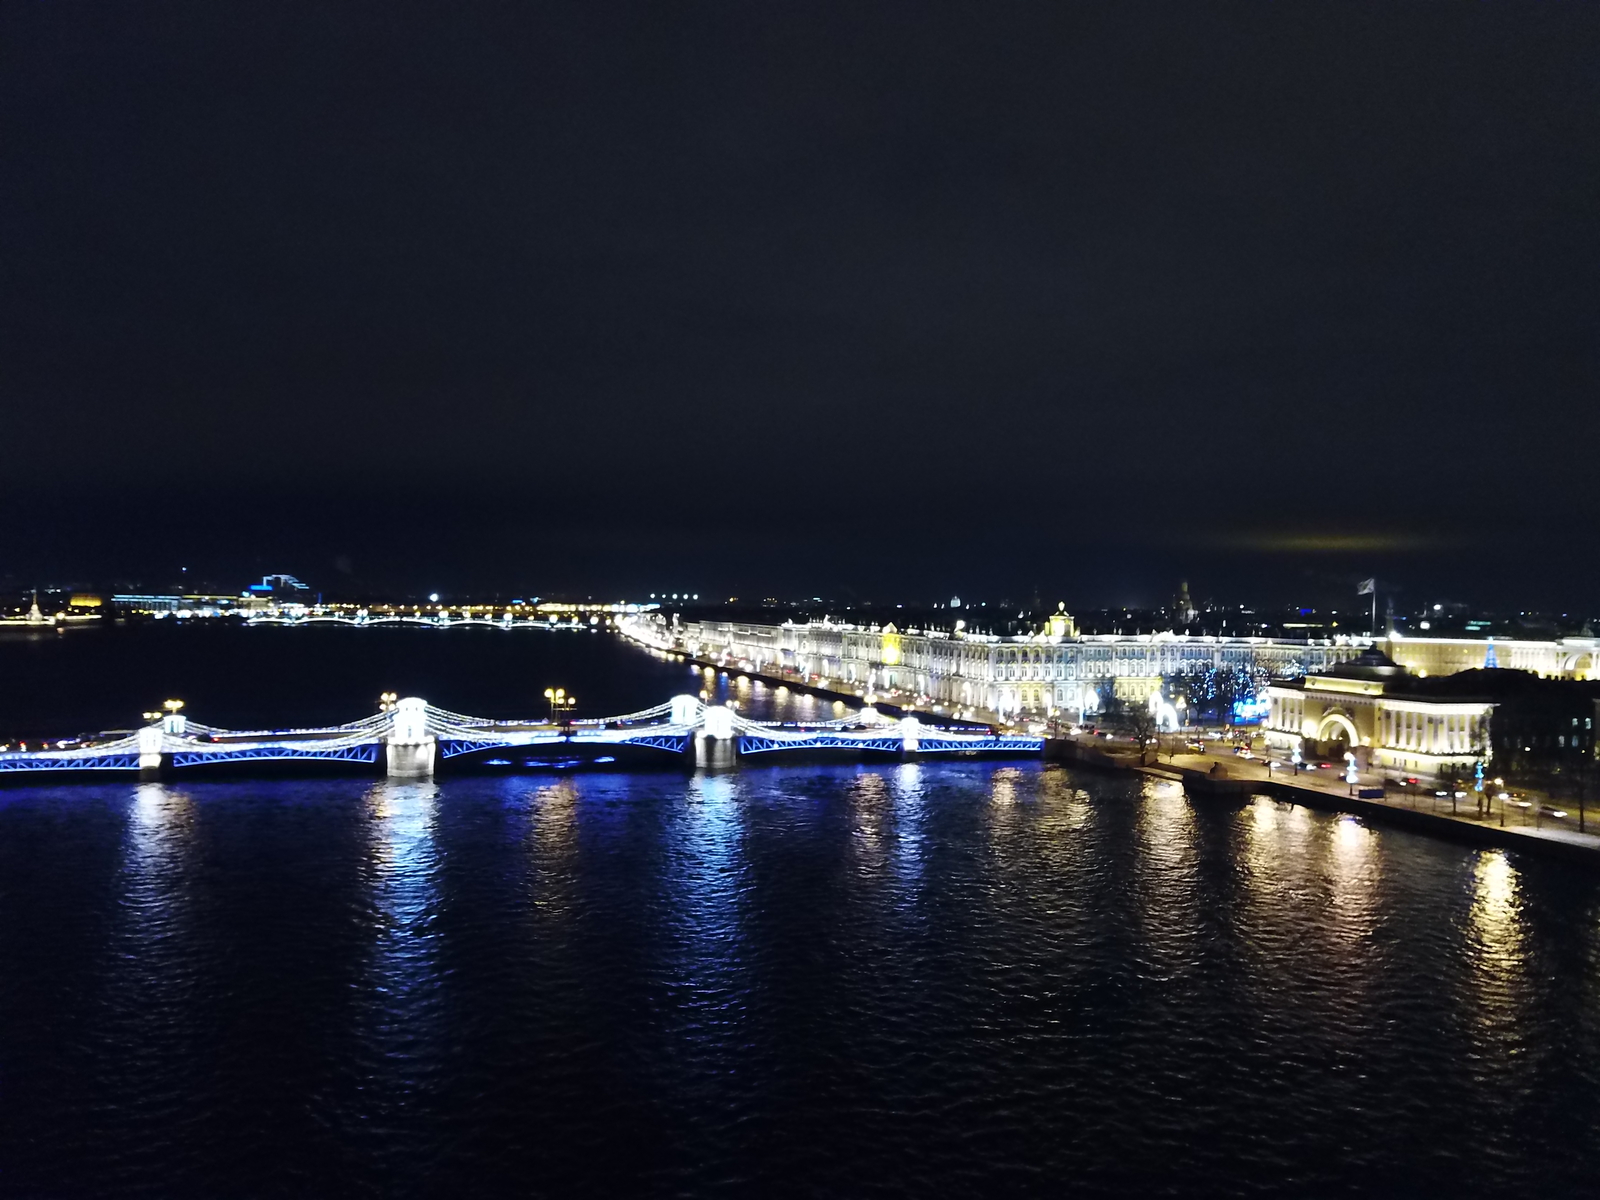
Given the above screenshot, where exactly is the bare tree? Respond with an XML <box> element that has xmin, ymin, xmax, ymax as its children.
<box><xmin>1129</xmin><ymin>704</ymin><xmax>1158</xmax><ymax>766</ymax></box>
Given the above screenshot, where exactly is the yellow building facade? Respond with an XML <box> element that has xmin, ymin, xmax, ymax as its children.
<box><xmin>1266</xmin><ymin>650</ymin><xmax>1493</xmax><ymax>780</ymax></box>
<box><xmin>1385</xmin><ymin>633</ymin><xmax>1598</xmax><ymax>680</ymax></box>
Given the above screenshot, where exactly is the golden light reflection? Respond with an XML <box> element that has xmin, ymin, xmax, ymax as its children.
<box><xmin>1136</xmin><ymin>779</ymin><xmax>1195</xmax><ymax>868</ymax></box>
<box><xmin>1241</xmin><ymin>796</ymin><xmax>1315</xmax><ymax>886</ymax></box>
<box><xmin>1335</xmin><ymin>813</ymin><xmax>1370</xmax><ymax>856</ymax></box>
<box><xmin>1462</xmin><ymin>848</ymin><xmax>1530</xmax><ymax>1048</ymax></box>
<box><xmin>1131</xmin><ymin>780</ymin><xmax>1201</xmax><ymax>976</ymax></box>
<box><xmin>1238</xmin><ymin>797</ymin><xmax>1286</xmax><ymax>930</ymax></box>
<box><xmin>1469</xmin><ymin>850</ymin><xmax>1525</xmax><ymax>978</ymax></box>
<box><xmin>990</xmin><ymin>767</ymin><xmax>1021</xmax><ymax>806</ymax></box>
<box><xmin>1251</xmin><ymin>797</ymin><xmax>1277</xmax><ymax>836</ymax></box>
<box><xmin>1324</xmin><ymin>815</ymin><xmax>1379</xmax><ymax>950</ymax></box>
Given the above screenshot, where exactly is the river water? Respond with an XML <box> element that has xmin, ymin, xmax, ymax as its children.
<box><xmin>2</xmin><ymin>625</ymin><xmax>1599</xmax><ymax>1196</ymax></box>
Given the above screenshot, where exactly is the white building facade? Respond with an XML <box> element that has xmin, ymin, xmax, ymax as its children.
<box><xmin>622</xmin><ymin>614</ymin><xmax>1363</xmax><ymax>720</ymax></box>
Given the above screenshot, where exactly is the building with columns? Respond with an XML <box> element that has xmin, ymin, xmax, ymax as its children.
<box><xmin>624</xmin><ymin>612</ymin><xmax>1363</xmax><ymax>721</ymax></box>
<box><xmin>1266</xmin><ymin>648</ymin><xmax>1494</xmax><ymax>780</ymax></box>
<box><xmin>1383</xmin><ymin>632</ymin><xmax>1598</xmax><ymax>680</ymax></box>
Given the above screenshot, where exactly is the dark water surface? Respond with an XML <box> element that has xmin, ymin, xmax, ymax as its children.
<box><xmin>3</xmin><ymin>628</ymin><xmax>1600</xmax><ymax>1197</ymax></box>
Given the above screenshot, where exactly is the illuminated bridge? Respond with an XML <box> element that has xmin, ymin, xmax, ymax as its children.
<box><xmin>0</xmin><ymin>696</ymin><xmax>1043</xmax><ymax>780</ymax></box>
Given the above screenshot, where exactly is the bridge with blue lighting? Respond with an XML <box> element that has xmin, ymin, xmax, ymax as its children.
<box><xmin>0</xmin><ymin>696</ymin><xmax>1044</xmax><ymax>780</ymax></box>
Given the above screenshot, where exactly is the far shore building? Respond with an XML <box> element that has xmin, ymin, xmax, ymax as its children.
<box><xmin>1266</xmin><ymin>648</ymin><xmax>1494</xmax><ymax>780</ymax></box>
<box><xmin>638</xmin><ymin>612</ymin><xmax>1598</xmax><ymax>728</ymax></box>
<box><xmin>1384</xmin><ymin>631</ymin><xmax>1598</xmax><ymax>681</ymax></box>
<box><xmin>1268</xmin><ymin>649</ymin><xmax>1600</xmax><ymax>784</ymax></box>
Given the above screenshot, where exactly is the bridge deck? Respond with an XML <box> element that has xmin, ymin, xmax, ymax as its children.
<box><xmin>0</xmin><ymin>696</ymin><xmax>1044</xmax><ymax>778</ymax></box>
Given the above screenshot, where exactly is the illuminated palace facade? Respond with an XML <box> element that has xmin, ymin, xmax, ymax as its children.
<box><xmin>626</xmin><ymin>613</ymin><xmax>1363</xmax><ymax>718</ymax></box>
<box><xmin>624</xmin><ymin>615</ymin><xmax>1599</xmax><ymax>727</ymax></box>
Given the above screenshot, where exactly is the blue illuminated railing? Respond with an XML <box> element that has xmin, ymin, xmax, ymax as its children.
<box><xmin>0</xmin><ymin>752</ymin><xmax>141</xmax><ymax>773</ymax></box>
<box><xmin>616</xmin><ymin>732</ymin><xmax>692</xmax><ymax>754</ymax></box>
<box><xmin>439</xmin><ymin>738</ymin><xmax>516</xmax><ymax>759</ymax></box>
<box><xmin>915</xmin><ymin>736</ymin><xmax>1044</xmax><ymax>753</ymax></box>
<box><xmin>738</xmin><ymin>734</ymin><xmax>905</xmax><ymax>755</ymax></box>
<box><xmin>169</xmin><ymin>744</ymin><xmax>380</xmax><ymax>768</ymax></box>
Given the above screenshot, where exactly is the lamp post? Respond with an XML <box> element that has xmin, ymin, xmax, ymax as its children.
<box><xmin>543</xmin><ymin>687</ymin><xmax>575</xmax><ymax>725</ymax></box>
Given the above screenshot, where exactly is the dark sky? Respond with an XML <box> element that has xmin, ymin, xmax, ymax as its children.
<box><xmin>4</xmin><ymin>4</ymin><xmax>1597</xmax><ymax>611</ymax></box>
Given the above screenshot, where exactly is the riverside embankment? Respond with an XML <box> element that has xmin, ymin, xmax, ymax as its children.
<box><xmin>1047</xmin><ymin>735</ymin><xmax>1600</xmax><ymax>867</ymax></box>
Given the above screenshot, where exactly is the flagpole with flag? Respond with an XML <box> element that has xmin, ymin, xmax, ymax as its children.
<box><xmin>1357</xmin><ymin>578</ymin><xmax>1376</xmax><ymax>634</ymax></box>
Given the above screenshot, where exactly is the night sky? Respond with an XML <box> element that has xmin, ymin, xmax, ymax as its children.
<box><xmin>4</xmin><ymin>5</ymin><xmax>1597</xmax><ymax>610</ymax></box>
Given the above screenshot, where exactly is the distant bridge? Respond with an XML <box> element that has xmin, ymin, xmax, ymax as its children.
<box><xmin>245</xmin><ymin>613</ymin><xmax>593</xmax><ymax>630</ymax></box>
<box><xmin>0</xmin><ymin>696</ymin><xmax>1043</xmax><ymax>779</ymax></box>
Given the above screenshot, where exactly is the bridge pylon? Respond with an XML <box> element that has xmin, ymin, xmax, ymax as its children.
<box><xmin>694</xmin><ymin>703</ymin><xmax>737</xmax><ymax>769</ymax></box>
<box><xmin>385</xmin><ymin>697</ymin><xmax>436</xmax><ymax>778</ymax></box>
<box><xmin>137</xmin><ymin>726</ymin><xmax>167</xmax><ymax>779</ymax></box>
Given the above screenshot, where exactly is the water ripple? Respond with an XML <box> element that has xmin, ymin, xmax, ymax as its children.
<box><xmin>2</xmin><ymin>765</ymin><xmax>1599</xmax><ymax>1196</ymax></box>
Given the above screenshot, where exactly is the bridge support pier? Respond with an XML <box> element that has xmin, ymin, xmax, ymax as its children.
<box><xmin>695</xmin><ymin>703</ymin><xmax>737</xmax><ymax>769</ymax></box>
<box><xmin>899</xmin><ymin>716</ymin><xmax>921</xmax><ymax>760</ymax></box>
<box><xmin>386</xmin><ymin>696</ymin><xmax>436</xmax><ymax>777</ymax></box>
<box><xmin>137</xmin><ymin>726</ymin><xmax>167</xmax><ymax>780</ymax></box>
<box><xmin>385</xmin><ymin>738</ymin><xmax>436</xmax><ymax>778</ymax></box>
<box><xmin>694</xmin><ymin>734</ymin><xmax>736</xmax><ymax>769</ymax></box>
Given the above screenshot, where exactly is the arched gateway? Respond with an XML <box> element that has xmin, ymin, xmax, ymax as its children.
<box><xmin>1315</xmin><ymin>711</ymin><xmax>1361</xmax><ymax>757</ymax></box>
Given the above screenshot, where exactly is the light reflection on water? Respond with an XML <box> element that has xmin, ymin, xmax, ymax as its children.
<box><xmin>1467</xmin><ymin>848</ymin><xmax>1528</xmax><ymax>1044</ymax></box>
<box><xmin>1329</xmin><ymin>814</ymin><xmax>1380</xmax><ymax>944</ymax></box>
<box><xmin>115</xmin><ymin>783</ymin><xmax>202</xmax><ymax>1082</ymax></box>
<box><xmin>3</xmin><ymin>763</ymin><xmax>1599</xmax><ymax>1196</ymax></box>
<box><xmin>1470</xmin><ymin>850</ymin><xmax>1524</xmax><ymax>972</ymax></box>
<box><xmin>889</xmin><ymin>764</ymin><xmax>929</xmax><ymax>894</ymax></box>
<box><xmin>358</xmin><ymin>780</ymin><xmax>443</xmax><ymax>1109</ymax></box>
<box><xmin>1131</xmin><ymin>779</ymin><xmax>1202</xmax><ymax>984</ymax></box>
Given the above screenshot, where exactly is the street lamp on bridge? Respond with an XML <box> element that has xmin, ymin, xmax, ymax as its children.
<box><xmin>544</xmin><ymin>687</ymin><xmax>575</xmax><ymax>724</ymax></box>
